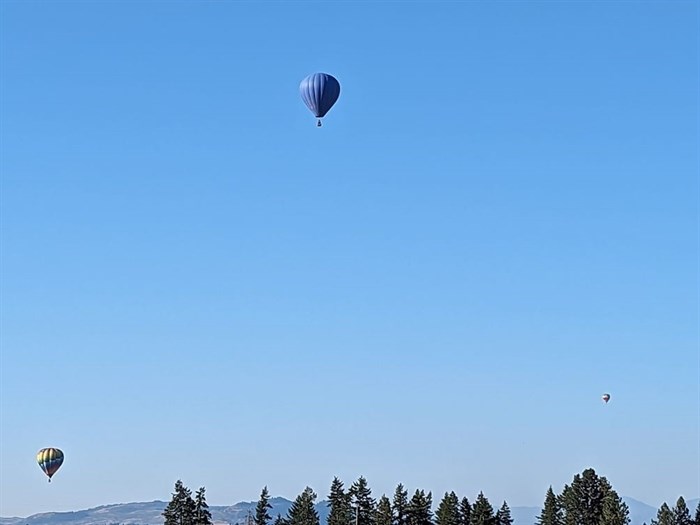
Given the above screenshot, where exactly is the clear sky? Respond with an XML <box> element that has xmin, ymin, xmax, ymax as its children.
<box><xmin>0</xmin><ymin>0</ymin><xmax>698</xmax><ymax>519</ymax></box>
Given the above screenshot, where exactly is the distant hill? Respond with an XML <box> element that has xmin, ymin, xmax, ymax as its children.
<box><xmin>1</xmin><ymin>496</ymin><xmax>697</xmax><ymax>525</ymax></box>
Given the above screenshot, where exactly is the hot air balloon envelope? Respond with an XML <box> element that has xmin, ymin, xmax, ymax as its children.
<box><xmin>602</xmin><ymin>393</ymin><xmax>611</xmax><ymax>403</ymax></box>
<box><xmin>37</xmin><ymin>448</ymin><xmax>64</xmax><ymax>482</ymax></box>
<box><xmin>299</xmin><ymin>73</ymin><xmax>341</xmax><ymax>124</ymax></box>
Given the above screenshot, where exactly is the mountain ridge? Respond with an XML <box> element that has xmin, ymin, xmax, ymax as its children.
<box><xmin>1</xmin><ymin>496</ymin><xmax>697</xmax><ymax>525</ymax></box>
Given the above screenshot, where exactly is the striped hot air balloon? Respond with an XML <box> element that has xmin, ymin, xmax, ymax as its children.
<box><xmin>299</xmin><ymin>73</ymin><xmax>341</xmax><ymax>127</ymax></box>
<box><xmin>37</xmin><ymin>448</ymin><xmax>64</xmax><ymax>482</ymax></box>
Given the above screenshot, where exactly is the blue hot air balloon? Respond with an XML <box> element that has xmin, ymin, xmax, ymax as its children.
<box><xmin>299</xmin><ymin>73</ymin><xmax>341</xmax><ymax>127</ymax></box>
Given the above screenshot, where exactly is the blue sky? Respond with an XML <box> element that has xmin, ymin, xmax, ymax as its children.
<box><xmin>0</xmin><ymin>0</ymin><xmax>698</xmax><ymax>518</ymax></box>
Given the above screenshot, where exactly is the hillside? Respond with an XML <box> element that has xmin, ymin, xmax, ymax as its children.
<box><xmin>1</xmin><ymin>496</ymin><xmax>697</xmax><ymax>525</ymax></box>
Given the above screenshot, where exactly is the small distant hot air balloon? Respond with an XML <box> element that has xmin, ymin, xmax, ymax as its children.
<box><xmin>37</xmin><ymin>448</ymin><xmax>64</xmax><ymax>482</ymax></box>
<box><xmin>299</xmin><ymin>73</ymin><xmax>341</xmax><ymax>127</ymax></box>
<box><xmin>602</xmin><ymin>393</ymin><xmax>611</xmax><ymax>404</ymax></box>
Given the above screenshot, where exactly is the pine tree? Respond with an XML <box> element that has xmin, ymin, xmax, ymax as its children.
<box><xmin>693</xmin><ymin>502</ymin><xmax>700</xmax><ymax>525</ymax></box>
<box><xmin>560</xmin><ymin>468</ymin><xmax>619</xmax><ymax>525</ymax></box>
<box><xmin>470</xmin><ymin>492</ymin><xmax>495</xmax><ymax>525</ymax></box>
<box><xmin>496</xmin><ymin>503</ymin><xmax>513</xmax><ymax>525</ymax></box>
<box><xmin>558</xmin><ymin>485</ymin><xmax>577</xmax><ymax>525</ymax></box>
<box><xmin>672</xmin><ymin>498</ymin><xmax>692</xmax><ymax>525</ymax></box>
<box><xmin>163</xmin><ymin>480</ymin><xmax>196</xmax><ymax>525</ymax></box>
<box><xmin>459</xmin><ymin>498</ymin><xmax>471</xmax><ymax>525</ymax></box>
<box><xmin>350</xmin><ymin>476</ymin><xmax>377</xmax><ymax>525</ymax></box>
<box><xmin>537</xmin><ymin>487</ymin><xmax>563</xmax><ymax>525</ymax></box>
<box><xmin>406</xmin><ymin>490</ymin><xmax>433</xmax><ymax>525</ymax></box>
<box><xmin>255</xmin><ymin>487</ymin><xmax>273</xmax><ymax>525</ymax></box>
<box><xmin>328</xmin><ymin>477</ymin><xmax>353</xmax><ymax>525</ymax></box>
<box><xmin>194</xmin><ymin>487</ymin><xmax>213</xmax><ymax>525</ymax></box>
<box><xmin>651</xmin><ymin>504</ymin><xmax>674</xmax><ymax>525</ymax></box>
<box><xmin>288</xmin><ymin>487</ymin><xmax>321</xmax><ymax>525</ymax></box>
<box><xmin>601</xmin><ymin>489</ymin><xmax>629</xmax><ymax>525</ymax></box>
<box><xmin>393</xmin><ymin>484</ymin><xmax>410</xmax><ymax>525</ymax></box>
<box><xmin>275</xmin><ymin>514</ymin><xmax>290</xmax><ymax>525</ymax></box>
<box><xmin>436</xmin><ymin>492</ymin><xmax>460</xmax><ymax>525</ymax></box>
<box><xmin>572</xmin><ymin>469</ymin><xmax>605</xmax><ymax>525</ymax></box>
<box><xmin>376</xmin><ymin>496</ymin><xmax>394</xmax><ymax>525</ymax></box>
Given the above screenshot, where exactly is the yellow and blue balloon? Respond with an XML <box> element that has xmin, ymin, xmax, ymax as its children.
<box><xmin>37</xmin><ymin>448</ymin><xmax>64</xmax><ymax>482</ymax></box>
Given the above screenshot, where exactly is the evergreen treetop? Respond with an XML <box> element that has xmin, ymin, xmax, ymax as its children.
<box><xmin>537</xmin><ymin>487</ymin><xmax>563</xmax><ymax>525</ymax></box>
<box><xmin>163</xmin><ymin>480</ymin><xmax>196</xmax><ymax>525</ymax></box>
<box><xmin>496</xmin><ymin>502</ymin><xmax>513</xmax><ymax>525</ymax></box>
<box><xmin>406</xmin><ymin>489</ymin><xmax>433</xmax><ymax>525</ymax></box>
<box><xmin>194</xmin><ymin>487</ymin><xmax>213</xmax><ymax>525</ymax></box>
<box><xmin>459</xmin><ymin>498</ymin><xmax>471</xmax><ymax>525</ymax></box>
<box><xmin>288</xmin><ymin>487</ymin><xmax>321</xmax><ymax>525</ymax></box>
<box><xmin>328</xmin><ymin>477</ymin><xmax>353</xmax><ymax>525</ymax></box>
<box><xmin>376</xmin><ymin>495</ymin><xmax>394</xmax><ymax>525</ymax></box>
<box><xmin>436</xmin><ymin>492</ymin><xmax>460</xmax><ymax>525</ymax></box>
<box><xmin>255</xmin><ymin>486</ymin><xmax>273</xmax><ymax>525</ymax></box>
<box><xmin>652</xmin><ymin>503</ymin><xmax>674</xmax><ymax>525</ymax></box>
<box><xmin>350</xmin><ymin>476</ymin><xmax>377</xmax><ymax>525</ymax></box>
<box><xmin>672</xmin><ymin>498</ymin><xmax>692</xmax><ymax>525</ymax></box>
<box><xmin>470</xmin><ymin>492</ymin><xmax>495</xmax><ymax>525</ymax></box>
<box><xmin>393</xmin><ymin>484</ymin><xmax>410</xmax><ymax>525</ymax></box>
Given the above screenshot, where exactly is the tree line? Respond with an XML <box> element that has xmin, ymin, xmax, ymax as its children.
<box><xmin>162</xmin><ymin>468</ymin><xmax>698</xmax><ymax>525</ymax></box>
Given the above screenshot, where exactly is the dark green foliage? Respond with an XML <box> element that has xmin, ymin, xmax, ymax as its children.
<box><xmin>459</xmin><ymin>498</ymin><xmax>471</xmax><ymax>525</ymax></box>
<box><xmin>537</xmin><ymin>487</ymin><xmax>563</xmax><ymax>525</ymax></box>
<box><xmin>652</xmin><ymin>503</ymin><xmax>674</xmax><ymax>525</ymax></box>
<box><xmin>559</xmin><ymin>469</ymin><xmax>624</xmax><ymax>525</ymax></box>
<box><xmin>376</xmin><ymin>496</ymin><xmax>394</xmax><ymax>525</ymax></box>
<box><xmin>158</xmin><ymin>468</ymin><xmax>694</xmax><ymax>525</ymax></box>
<box><xmin>163</xmin><ymin>480</ymin><xmax>196</xmax><ymax>525</ymax></box>
<box><xmin>393</xmin><ymin>484</ymin><xmax>410</xmax><ymax>525</ymax></box>
<box><xmin>470</xmin><ymin>492</ymin><xmax>495</xmax><ymax>525</ymax></box>
<box><xmin>350</xmin><ymin>476</ymin><xmax>377</xmax><ymax>525</ymax></box>
<box><xmin>288</xmin><ymin>487</ymin><xmax>321</xmax><ymax>525</ymax></box>
<box><xmin>495</xmin><ymin>502</ymin><xmax>512</xmax><ymax>525</ymax></box>
<box><xmin>561</xmin><ymin>470</ymin><xmax>605</xmax><ymax>525</ymax></box>
<box><xmin>558</xmin><ymin>485</ymin><xmax>577</xmax><ymax>525</ymax></box>
<box><xmin>328</xmin><ymin>477</ymin><xmax>353</xmax><ymax>525</ymax></box>
<box><xmin>256</xmin><ymin>486</ymin><xmax>273</xmax><ymax>525</ymax></box>
<box><xmin>672</xmin><ymin>497</ymin><xmax>692</xmax><ymax>525</ymax></box>
<box><xmin>436</xmin><ymin>492</ymin><xmax>460</xmax><ymax>525</ymax></box>
<box><xmin>601</xmin><ymin>489</ymin><xmax>630</xmax><ymax>525</ymax></box>
<box><xmin>406</xmin><ymin>489</ymin><xmax>433</xmax><ymax>525</ymax></box>
<box><xmin>194</xmin><ymin>487</ymin><xmax>213</xmax><ymax>525</ymax></box>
